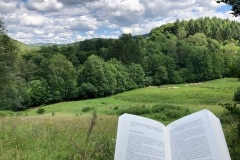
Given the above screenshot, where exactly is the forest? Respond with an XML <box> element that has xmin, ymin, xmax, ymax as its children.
<box><xmin>1</xmin><ymin>17</ymin><xmax>240</xmax><ymax>111</ymax></box>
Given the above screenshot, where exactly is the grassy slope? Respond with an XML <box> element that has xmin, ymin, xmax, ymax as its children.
<box><xmin>0</xmin><ymin>78</ymin><xmax>239</xmax><ymax>159</ymax></box>
<box><xmin>25</xmin><ymin>78</ymin><xmax>239</xmax><ymax>116</ymax></box>
<box><xmin>14</xmin><ymin>40</ymin><xmax>38</xmax><ymax>55</ymax></box>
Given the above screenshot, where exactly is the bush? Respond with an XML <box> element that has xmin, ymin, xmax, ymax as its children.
<box><xmin>36</xmin><ymin>107</ymin><xmax>45</xmax><ymax>114</ymax></box>
<box><xmin>81</xmin><ymin>107</ymin><xmax>93</xmax><ymax>113</ymax></box>
<box><xmin>233</xmin><ymin>88</ymin><xmax>240</xmax><ymax>102</ymax></box>
<box><xmin>116</xmin><ymin>105</ymin><xmax>150</xmax><ymax>115</ymax></box>
<box><xmin>219</xmin><ymin>103</ymin><xmax>240</xmax><ymax>160</ymax></box>
<box><xmin>78</xmin><ymin>83</ymin><xmax>98</xmax><ymax>99</ymax></box>
<box><xmin>151</xmin><ymin>104</ymin><xmax>191</xmax><ymax>121</ymax></box>
<box><xmin>116</xmin><ymin>104</ymin><xmax>191</xmax><ymax>122</ymax></box>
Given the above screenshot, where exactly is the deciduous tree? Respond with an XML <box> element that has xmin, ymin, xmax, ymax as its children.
<box><xmin>0</xmin><ymin>18</ymin><xmax>22</xmax><ymax>110</ymax></box>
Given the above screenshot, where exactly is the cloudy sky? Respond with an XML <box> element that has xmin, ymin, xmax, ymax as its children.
<box><xmin>1</xmin><ymin>0</ymin><xmax>239</xmax><ymax>44</ymax></box>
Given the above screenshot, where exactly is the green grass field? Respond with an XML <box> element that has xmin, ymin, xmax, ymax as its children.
<box><xmin>0</xmin><ymin>78</ymin><xmax>239</xmax><ymax>159</ymax></box>
<box><xmin>24</xmin><ymin>78</ymin><xmax>238</xmax><ymax>116</ymax></box>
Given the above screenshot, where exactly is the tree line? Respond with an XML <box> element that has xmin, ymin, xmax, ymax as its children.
<box><xmin>1</xmin><ymin>17</ymin><xmax>240</xmax><ymax>111</ymax></box>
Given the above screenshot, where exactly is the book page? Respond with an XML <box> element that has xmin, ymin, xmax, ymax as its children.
<box><xmin>114</xmin><ymin>114</ymin><xmax>167</xmax><ymax>160</ymax></box>
<box><xmin>207</xmin><ymin>111</ymin><xmax>231</xmax><ymax>160</ymax></box>
<box><xmin>167</xmin><ymin>109</ymin><xmax>230</xmax><ymax>160</ymax></box>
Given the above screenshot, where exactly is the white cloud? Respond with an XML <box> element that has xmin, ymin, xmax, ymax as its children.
<box><xmin>1</xmin><ymin>0</ymin><xmax>239</xmax><ymax>44</ymax></box>
<box><xmin>105</xmin><ymin>0</ymin><xmax>145</xmax><ymax>26</ymax></box>
<box><xmin>25</xmin><ymin>0</ymin><xmax>63</xmax><ymax>12</ymax></box>
<box><xmin>20</xmin><ymin>13</ymin><xmax>46</xmax><ymax>27</ymax></box>
<box><xmin>0</xmin><ymin>1</ymin><xmax>18</xmax><ymax>14</ymax></box>
<box><xmin>68</xmin><ymin>15</ymin><xmax>99</xmax><ymax>31</ymax></box>
<box><xmin>57</xmin><ymin>0</ymin><xmax>97</xmax><ymax>5</ymax></box>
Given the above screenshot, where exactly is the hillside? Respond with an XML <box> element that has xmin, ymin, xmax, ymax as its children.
<box><xmin>24</xmin><ymin>78</ymin><xmax>239</xmax><ymax>117</ymax></box>
<box><xmin>13</xmin><ymin>39</ymin><xmax>38</xmax><ymax>54</ymax></box>
<box><xmin>1</xmin><ymin>17</ymin><xmax>240</xmax><ymax>111</ymax></box>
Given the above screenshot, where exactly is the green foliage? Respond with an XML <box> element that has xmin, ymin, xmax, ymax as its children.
<box><xmin>0</xmin><ymin>16</ymin><xmax>5</xmax><ymax>35</ymax></box>
<box><xmin>116</xmin><ymin>105</ymin><xmax>150</xmax><ymax>115</ymax></box>
<box><xmin>151</xmin><ymin>104</ymin><xmax>191</xmax><ymax>121</ymax></box>
<box><xmin>233</xmin><ymin>88</ymin><xmax>240</xmax><ymax>102</ymax></box>
<box><xmin>128</xmin><ymin>64</ymin><xmax>146</xmax><ymax>88</ymax></box>
<box><xmin>78</xmin><ymin>55</ymin><xmax>145</xmax><ymax>98</ymax></box>
<box><xmin>0</xmin><ymin>29</ymin><xmax>23</xmax><ymax>110</ymax></box>
<box><xmin>79</xmin><ymin>83</ymin><xmax>98</xmax><ymax>98</ymax></box>
<box><xmin>219</xmin><ymin>103</ymin><xmax>240</xmax><ymax>160</ymax></box>
<box><xmin>234</xmin><ymin>57</ymin><xmax>240</xmax><ymax>79</ymax></box>
<box><xmin>115</xmin><ymin>104</ymin><xmax>191</xmax><ymax>122</ymax></box>
<box><xmin>78</xmin><ymin>55</ymin><xmax>115</xmax><ymax>97</ymax></box>
<box><xmin>108</xmin><ymin>59</ymin><xmax>135</xmax><ymax>93</ymax></box>
<box><xmin>153</xmin><ymin>66</ymin><xmax>169</xmax><ymax>85</ymax></box>
<box><xmin>36</xmin><ymin>107</ymin><xmax>45</xmax><ymax>114</ymax></box>
<box><xmin>24</xmin><ymin>80</ymin><xmax>49</xmax><ymax>107</ymax></box>
<box><xmin>82</xmin><ymin>107</ymin><xmax>94</xmax><ymax>113</ymax></box>
<box><xmin>107</xmin><ymin>34</ymin><xmax>142</xmax><ymax>64</ymax></box>
<box><xmin>47</xmin><ymin>54</ymin><xmax>77</xmax><ymax>101</ymax></box>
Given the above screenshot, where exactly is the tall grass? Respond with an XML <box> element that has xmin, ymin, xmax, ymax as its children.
<box><xmin>0</xmin><ymin>114</ymin><xmax>117</xmax><ymax>160</ymax></box>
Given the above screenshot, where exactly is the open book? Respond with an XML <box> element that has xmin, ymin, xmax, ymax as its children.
<box><xmin>114</xmin><ymin>109</ymin><xmax>231</xmax><ymax>160</ymax></box>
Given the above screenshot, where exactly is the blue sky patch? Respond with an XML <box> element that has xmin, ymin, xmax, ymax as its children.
<box><xmin>216</xmin><ymin>5</ymin><xmax>232</xmax><ymax>13</ymax></box>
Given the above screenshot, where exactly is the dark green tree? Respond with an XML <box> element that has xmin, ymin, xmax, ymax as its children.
<box><xmin>153</xmin><ymin>66</ymin><xmax>169</xmax><ymax>85</ymax></box>
<box><xmin>0</xmin><ymin>19</ymin><xmax>22</xmax><ymax>110</ymax></box>
<box><xmin>0</xmin><ymin>16</ymin><xmax>5</xmax><ymax>35</ymax></box>
<box><xmin>24</xmin><ymin>80</ymin><xmax>49</xmax><ymax>107</ymax></box>
<box><xmin>78</xmin><ymin>55</ymin><xmax>117</xmax><ymax>97</ymax></box>
<box><xmin>177</xmin><ymin>27</ymin><xmax>187</xmax><ymax>40</ymax></box>
<box><xmin>108</xmin><ymin>59</ymin><xmax>134</xmax><ymax>93</ymax></box>
<box><xmin>47</xmin><ymin>54</ymin><xmax>77</xmax><ymax>102</ymax></box>
<box><xmin>108</xmin><ymin>34</ymin><xmax>142</xmax><ymax>64</ymax></box>
<box><xmin>102</xmin><ymin>62</ymin><xmax>117</xmax><ymax>95</ymax></box>
<box><xmin>128</xmin><ymin>64</ymin><xmax>146</xmax><ymax>88</ymax></box>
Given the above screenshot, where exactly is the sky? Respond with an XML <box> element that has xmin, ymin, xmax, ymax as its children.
<box><xmin>0</xmin><ymin>0</ymin><xmax>239</xmax><ymax>44</ymax></box>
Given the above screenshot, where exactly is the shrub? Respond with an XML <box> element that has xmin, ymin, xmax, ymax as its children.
<box><xmin>116</xmin><ymin>105</ymin><xmax>150</xmax><ymax>115</ymax></box>
<box><xmin>219</xmin><ymin>103</ymin><xmax>240</xmax><ymax>160</ymax></box>
<box><xmin>36</xmin><ymin>107</ymin><xmax>45</xmax><ymax>114</ymax></box>
<box><xmin>233</xmin><ymin>87</ymin><xmax>240</xmax><ymax>102</ymax></box>
<box><xmin>151</xmin><ymin>104</ymin><xmax>191</xmax><ymax>121</ymax></box>
<box><xmin>81</xmin><ymin>107</ymin><xmax>93</xmax><ymax>113</ymax></box>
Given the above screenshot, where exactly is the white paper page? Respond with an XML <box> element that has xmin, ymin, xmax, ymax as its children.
<box><xmin>114</xmin><ymin>114</ymin><xmax>167</xmax><ymax>160</ymax></box>
<box><xmin>167</xmin><ymin>109</ymin><xmax>224</xmax><ymax>160</ymax></box>
<box><xmin>207</xmin><ymin>111</ymin><xmax>231</xmax><ymax>160</ymax></box>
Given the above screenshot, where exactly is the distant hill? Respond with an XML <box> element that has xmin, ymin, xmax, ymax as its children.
<box><xmin>12</xmin><ymin>39</ymin><xmax>38</xmax><ymax>54</ymax></box>
<box><xmin>27</xmin><ymin>43</ymin><xmax>65</xmax><ymax>47</ymax></box>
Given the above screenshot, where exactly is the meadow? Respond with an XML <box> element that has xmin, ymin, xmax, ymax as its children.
<box><xmin>0</xmin><ymin>78</ymin><xmax>239</xmax><ymax>159</ymax></box>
